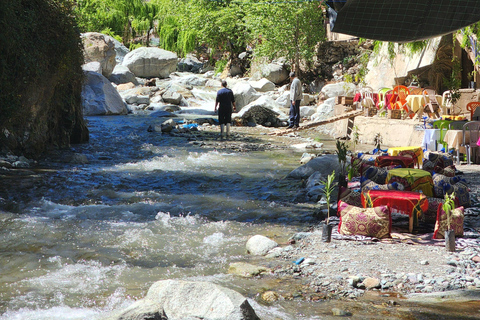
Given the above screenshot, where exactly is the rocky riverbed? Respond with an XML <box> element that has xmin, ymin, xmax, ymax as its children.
<box><xmin>2</xmin><ymin>121</ymin><xmax>480</xmax><ymax>319</ymax></box>
<box><xmin>198</xmin><ymin>124</ymin><xmax>480</xmax><ymax>314</ymax></box>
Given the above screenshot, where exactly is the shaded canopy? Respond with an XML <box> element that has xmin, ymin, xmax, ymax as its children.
<box><xmin>329</xmin><ymin>0</ymin><xmax>480</xmax><ymax>42</ymax></box>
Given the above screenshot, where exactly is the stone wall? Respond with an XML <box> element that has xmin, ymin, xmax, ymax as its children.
<box><xmin>332</xmin><ymin>117</ymin><xmax>424</xmax><ymax>148</ymax></box>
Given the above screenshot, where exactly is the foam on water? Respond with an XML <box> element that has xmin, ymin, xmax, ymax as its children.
<box><xmin>107</xmin><ymin>149</ymin><xmax>238</xmax><ymax>174</ymax></box>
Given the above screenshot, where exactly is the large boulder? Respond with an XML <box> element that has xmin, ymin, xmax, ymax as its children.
<box><xmin>178</xmin><ymin>54</ymin><xmax>204</xmax><ymax>73</ymax></box>
<box><xmin>82</xmin><ymin>71</ymin><xmax>128</xmax><ymax>116</ymax></box>
<box><xmin>232</xmin><ymin>82</ymin><xmax>261</xmax><ymax>111</ymax></box>
<box><xmin>81</xmin><ymin>32</ymin><xmax>116</xmax><ymax>78</ymax></box>
<box><xmin>321</xmin><ymin>82</ymin><xmax>356</xmax><ymax>99</ymax></box>
<box><xmin>176</xmin><ymin>75</ymin><xmax>208</xmax><ymax>87</ymax></box>
<box><xmin>275</xmin><ymin>91</ymin><xmax>291</xmax><ymax>108</ymax></box>
<box><xmin>234</xmin><ymin>96</ymin><xmax>288</xmax><ymax>127</ymax></box>
<box><xmin>123</xmin><ymin>47</ymin><xmax>177</xmax><ymax>78</ymax></box>
<box><xmin>260</xmin><ymin>63</ymin><xmax>289</xmax><ymax>84</ymax></box>
<box><xmin>105</xmin><ymin>280</ymin><xmax>260</xmax><ymax>320</ymax></box>
<box><xmin>108</xmin><ymin>65</ymin><xmax>138</xmax><ymax>85</ymax></box>
<box><xmin>311</xmin><ymin>97</ymin><xmax>336</xmax><ymax>122</ymax></box>
<box><xmin>82</xmin><ymin>61</ymin><xmax>102</xmax><ymax>74</ymax></box>
<box><xmin>287</xmin><ymin>154</ymin><xmax>342</xmax><ymax>180</ymax></box>
<box><xmin>248</xmin><ymin>78</ymin><xmax>275</xmax><ymax>92</ymax></box>
<box><xmin>104</xmin><ymin>35</ymin><xmax>130</xmax><ymax>64</ymax></box>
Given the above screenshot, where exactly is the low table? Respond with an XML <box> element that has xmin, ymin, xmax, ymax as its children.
<box><xmin>387</xmin><ymin>146</ymin><xmax>423</xmax><ymax>168</ymax></box>
<box><xmin>386</xmin><ymin>168</ymin><xmax>434</xmax><ymax>197</ymax></box>
<box><xmin>374</xmin><ymin>155</ymin><xmax>415</xmax><ymax>168</ymax></box>
<box><xmin>361</xmin><ymin>190</ymin><xmax>429</xmax><ymax>233</ymax></box>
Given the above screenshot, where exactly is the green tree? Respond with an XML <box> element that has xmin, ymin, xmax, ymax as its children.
<box><xmin>75</xmin><ymin>0</ymin><xmax>146</xmax><ymax>45</ymax></box>
<box><xmin>246</xmin><ymin>1</ymin><xmax>325</xmax><ymax>75</ymax></box>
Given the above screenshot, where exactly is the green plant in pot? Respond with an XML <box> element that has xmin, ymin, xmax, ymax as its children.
<box><xmin>335</xmin><ymin>140</ymin><xmax>349</xmax><ymax>188</ymax></box>
<box><xmin>443</xmin><ymin>192</ymin><xmax>456</xmax><ymax>252</ymax></box>
<box><xmin>320</xmin><ymin>170</ymin><xmax>337</xmax><ymax>243</ymax></box>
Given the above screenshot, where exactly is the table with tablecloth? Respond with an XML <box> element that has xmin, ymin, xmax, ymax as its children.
<box><xmin>422</xmin><ymin>129</ymin><xmax>441</xmax><ymax>151</ymax></box>
<box><xmin>444</xmin><ymin>130</ymin><xmax>468</xmax><ymax>154</ymax></box>
<box><xmin>374</xmin><ymin>156</ymin><xmax>415</xmax><ymax>168</ymax></box>
<box><xmin>387</xmin><ymin>146</ymin><xmax>423</xmax><ymax>168</ymax></box>
<box><xmin>386</xmin><ymin>168</ymin><xmax>434</xmax><ymax>197</ymax></box>
<box><xmin>406</xmin><ymin>95</ymin><xmax>443</xmax><ymax>114</ymax></box>
<box><xmin>361</xmin><ymin>190</ymin><xmax>429</xmax><ymax>233</ymax></box>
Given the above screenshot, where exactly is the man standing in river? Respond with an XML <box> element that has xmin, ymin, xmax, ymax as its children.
<box><xmin>215</xmin><ymin>79</ymin><xmax>237</xmax><ymax>140</ymax></box>
<box><xmin>289</xmin><ymin>71</ymin><xmax>302</xmax><ymax>128</ymax></box>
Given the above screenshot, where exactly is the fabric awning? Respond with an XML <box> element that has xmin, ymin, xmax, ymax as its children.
<box><xmin>330</xmin><ymin>0</ymin><xmax>480</xmax><ymax>42</ymax></box>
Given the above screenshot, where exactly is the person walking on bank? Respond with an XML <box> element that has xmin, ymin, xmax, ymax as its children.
<box><xmin>215</xmin><ymin>80</ymin><xmax>237</xmax><ymax>140</ymax></box>
<box><xmin>288</xmin><ymin>71</ymin><xmax>302</xmax><ymax>128</ymax></box>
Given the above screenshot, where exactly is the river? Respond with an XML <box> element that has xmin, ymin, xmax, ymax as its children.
<box><xmin>2</xmin><ymin>79</ymin><xmax>479</xmax><ymax>319</ymax></box>
<box><xmin>0</xmin><ymin>105</ymin><xmax>337</xmax><ymax>319</ymax></box>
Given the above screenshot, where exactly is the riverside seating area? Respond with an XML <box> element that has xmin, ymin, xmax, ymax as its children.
<box><xmin>349</xmin><ymin>85</ymin><xmax>459</xmax><ymax>120</ymax></box>
<box><xmin>336</xmin><ymin>149</ymin><xmax>469</xmax><ymax>242</ymax></box>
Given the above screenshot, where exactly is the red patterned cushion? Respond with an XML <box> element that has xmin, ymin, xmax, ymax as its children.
<box><xmin>338</xmin><ymin>201</ymin><xmax>391</xmax><ymax>238</ymax></box>
<box><xmin>433</xmin><ymin>206</ymin><xmax>464</xmax><ymax>239</ymax></box>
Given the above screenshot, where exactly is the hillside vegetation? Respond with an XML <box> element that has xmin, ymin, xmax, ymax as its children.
<box><xmin>0</xmin><ymin>0</ymin><xmax>88</xmax><ymax>157</ymax></box>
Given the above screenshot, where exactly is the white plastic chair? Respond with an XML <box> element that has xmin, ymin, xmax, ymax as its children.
<box><xmin>462</xmin><ymin>121</ymin><xmax>480</xmax><ymax>164</ymax></box>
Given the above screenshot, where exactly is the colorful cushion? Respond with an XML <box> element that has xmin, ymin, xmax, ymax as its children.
<box><xmin>453</xmin><ymin>183</ymin><xmax>470</xmax><ymax>208</ymax></box>
<box><xmin>433</xmin><ymin>174</ymin><xmax>454</xmax><ymax>198</ymax></box>
<box><xmin>361</xmin><ymin>179</ymin><xmax>404</xmax><ymax>192</ymax></box>
<box><xmin>428</xmin><ymin>152</ymin><xmax>454</xmax><ymax>168</ymax></box>
<box><xmin>424</xmin><ymin>197</ymin><xmax>444</xmax><ymax>223</ymax></box>
<box><xmin>433</xmin><ymin>206</ymin><xmax>464</xmax><ymax>239</ymax></box>
<box><xmin>338</xmin><ymin>201</ymin><xmax>391</xmax><ymax>239</ymax></box>
<box><xmin>338</xmin><ymin>186</ymin><xmax>362</xmax><ymax>209</ymax></box>
<box><xmin>363</xmin><ymin>166</ymin><xmax>389</xmax><ymax>184</ymax></box>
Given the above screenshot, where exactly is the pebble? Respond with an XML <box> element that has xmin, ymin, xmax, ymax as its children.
<box><xmin>332</xmin><ymin>308</ymin><xmax>352</xmax><ymax>316</ymax></box>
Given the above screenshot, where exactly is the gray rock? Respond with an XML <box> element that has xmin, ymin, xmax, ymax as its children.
<box><xmin>106</xmin><ymin>280</ymin><xmax>260</xmax><ymax>320</ymax></box>
<box><xmin>162</xmin><ymin>90</ymin><xmax>183</xmax><ymax>105</ymax></box>
<box><xmin>160</xmin><ymin>119</ymin><xmax>177</xmax><ymax>133</ymax></box>
<box><xmin>104</xmin><ymin>35</ymin><xmax>130</xmax><ymax>64</ymax></box>
<box><xmin>234</xmin><ymin>96</ymin><xmax>287</xmax><ymax>127</ymax></box>
<box><xmin>177</xmin><ymin>55</ymin><xmax>204</xmax><ymax>73</ymax></box>
<box><xmin>232</xmin><ymin>82</ymin><xmax>261</xmax><ymax>111</ymax></box>
<box><xmin>246</xmin><ymin>235</ymin><xmax>278</xmax><ymax>256</ymax></box>
<box><xmin>320</xmin><ymin>82</ymin><xmax>356</xmax><ymax>99</ymax></box>
<box><xmin>260</xmin><ymin>63</ymin><xmax>289</xmax><ymax>84</ymax></box>
<box><xmin>228</xmin><ymin>262</ymin><xmax>270</xmax><ymax>278</ymax></box>
<box><xmin>109</xmin><ymin>65</ymin><xmax>138</xmax><ymax>85</ymax></box>
<box><xmin>287</xmin><ymin>154</ymin><xmax>342</xmax><ymax>180</ymax></box>
<box><xmin>81</xmin><ymin>32</ymin><xmax>117</xmax><ymax>77</ymax></box>
<box><xmin>123</xmin><ymin>47</ymin><xmax>177</xmax><ymax>78</ymax></box>
<box><xmin>176</xmin><ymin>75</ymin><xmax>208</xmax><ymax>87</ymax></box>
<box><xmin>82</xmin><ymin>71</ymin><xmax>128</xmax><ymax>116</ymax></box>
<box><xmin>248</xmin><ymin>78</ymin><xmax>275</xmax><ymax>92</ymax></box>
<box><xmin>82</xmin><ymin>61</ymin><xmax>102</xmax><ymax>74</ymax></box>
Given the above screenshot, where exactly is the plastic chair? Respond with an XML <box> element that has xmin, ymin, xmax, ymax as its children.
<box><xmin>390</xmin><ymin>85</ymin><xmax>414</xmax><ymax>118</ymax></box>
<box><xmin>433</xmin><ymin>120</ymin><xmax>451</xmax><ymax>151</ymax></box>
<box><xmin>408</xmin><ymin>86</ymin><xmax>423</xmax><ymax>95</ymax></box>
<box><xmin>462</xmin><ymin>121</ymin><xmax>480</xmax><ymax>164</ymax></box>
<box><xmin>466</xmin><ymin>101</ymin><xmax>480</xmax><ymax>120</ymax></box>
<box><xmin>422</xmin><ymin>88</ymin><xmax>441</xmax><ymax>118</ymax></box>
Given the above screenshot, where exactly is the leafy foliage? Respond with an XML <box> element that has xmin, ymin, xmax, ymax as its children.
<box><xmin>321</xmin><ymin>171</ymin><xmax>337</xmax><ymax>224</ymax></box>
<box><xmin>74</xmin><ymin>0</ymin><xmax>326</xmax><ymax>68</ymax></box>
<box><xmin>247</xmin><ymin>0</ymin><xmax>325</xmax><ymax>72</ymax></box>
<box><xmin>0</xmin><ymin>0</ymin><xmax>86</xmax><ymax>154</ymax></box>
